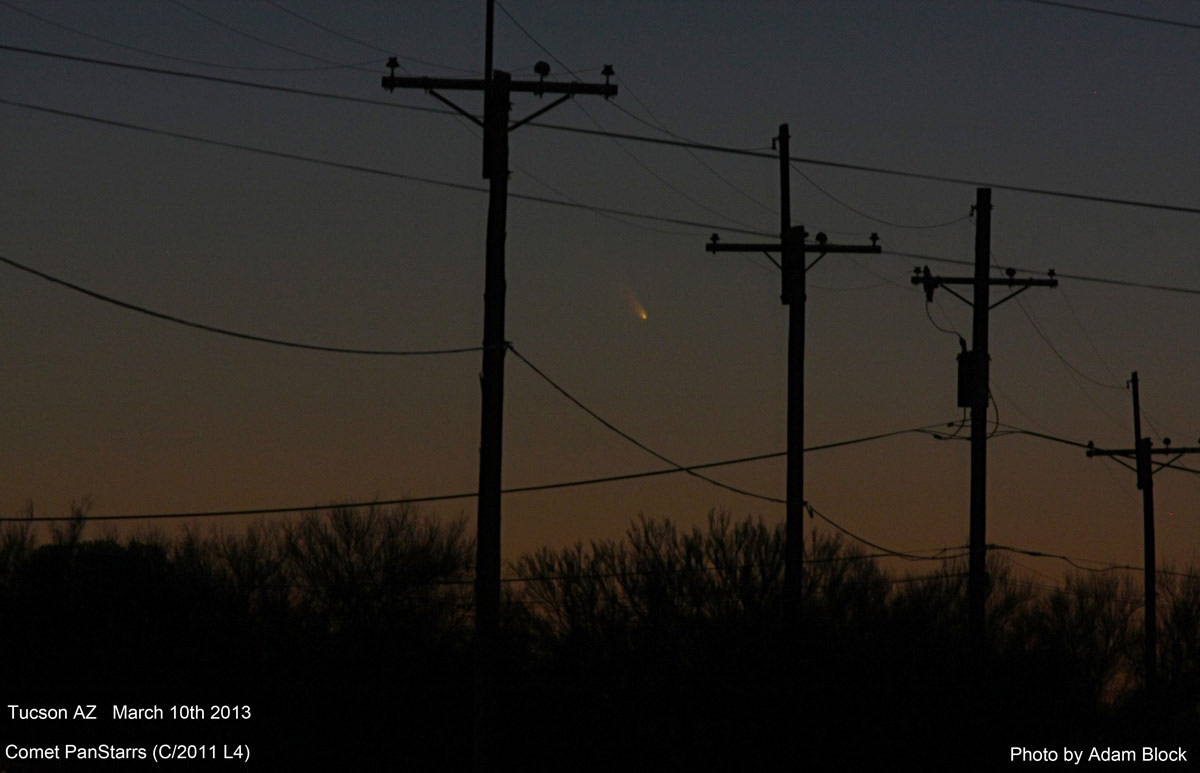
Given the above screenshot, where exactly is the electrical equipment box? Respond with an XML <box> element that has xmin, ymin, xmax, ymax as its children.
<box><xmin>957</xmin><ymin>349</ymin><xmax>990</xmax><ymax>407</ymax></box>
<box><xmin>957</xmin><ymin>350</ymin><xmax>973</xmax><ymax>408</ymax></box>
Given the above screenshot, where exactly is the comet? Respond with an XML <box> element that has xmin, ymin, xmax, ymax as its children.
<box><xmin>628</xmin><ymin>293</ymin><xmax>648</xmax><ymax>321</ymax></box>
<box><xmin>618</xmin><ymin>284</ymin><xmax>649</xmax><ymax>321</ymax></box>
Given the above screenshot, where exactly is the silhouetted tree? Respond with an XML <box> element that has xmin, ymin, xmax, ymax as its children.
<box><xmin>4</xmin><ymin>501</ymin><xmax>1197</xmax><ymax>770</ymax></box>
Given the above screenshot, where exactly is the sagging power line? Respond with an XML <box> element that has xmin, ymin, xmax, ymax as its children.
<box><xmin>0</xmin><ymin>253</ymin><xmax>480</xmax><ymax>356</ymax></box>
<box><xmin>0</xmin><ymin>418</ymin><xmax>964</xmax><ymax>523</ymax></box>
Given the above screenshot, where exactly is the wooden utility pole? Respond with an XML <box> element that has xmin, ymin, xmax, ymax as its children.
<box><xmin>912</xmin><ymin>188</ymin><xmax>1057</xmax><ymax>655</ymax></box>
<box><xmin>381</xmin><ymin>10</ymin><xmax>615</xmax><ymax>769</ymax></box>
<box><xmin>1131</xmin><ymin>373</ymin><xmax>1156</xmax><ymax>695</ymax></box>
<box><xmin>1087</xmin><ymin>372</ymin><xmax>1200</xmax><ymax>694</ymax></box>
<box><xmin>706</xmin><ymin>123</ymin><xmax>881</xmax><ymax>630</ymax></box>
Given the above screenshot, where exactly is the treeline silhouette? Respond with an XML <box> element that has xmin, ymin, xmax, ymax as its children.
<box><xmin>2</xmin><ymin>504</ymin><xmax>1197</xmax><ymax>770</ymax></box>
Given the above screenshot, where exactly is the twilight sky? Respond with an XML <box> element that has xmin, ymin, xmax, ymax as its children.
<box><xmin>3</xmin><ymin>0</ymin><xmax>1199</xmax><ymax>579</ymax></box>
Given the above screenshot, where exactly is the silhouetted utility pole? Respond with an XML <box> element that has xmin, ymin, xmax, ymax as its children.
<box><xmin>912</xmin><ymin>188</ymin><xmax>1057</xmax><ymax>656</ymax></box>
<box><xmin>706</xmin><ymin>123</ymin><xmax>881</xmax><ymax>630</ymax></box>
<box><xmin>1087</xmin><ymin>371</ymin><xmax>1200</xmax><ymax>695</ymax></box>
<box><xmin>381</xmin><ymin>11</ymin><xmax>615</xmax><ymax>769</ymax></box>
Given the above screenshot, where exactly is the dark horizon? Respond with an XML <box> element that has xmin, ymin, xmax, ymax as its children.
<box><xmin>3</xmin><ymin>506</ymin><xmax>1196</xmax><ymax>770</ymax></box>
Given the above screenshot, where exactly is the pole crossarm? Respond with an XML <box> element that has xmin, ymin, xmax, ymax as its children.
<box><xmin>1088</xmin><ymin>441</ymin><xmax>1200</xmax><ymax>480</ymax></box>
<box><xmin>382</xmin><ymin>74</ymin><xmax>617</xmax><ymax>98</ymax></box>
<box><xmin>706</xmin><ymin>241</ymin><xmax>782</xmax><ymax>252</ymax></box>
<box><xmin>708</xmin><ymin>230</ymin><xmax>881</xmax><ymax>307</ymax></box>
<box><xmin>912</xmin><ymin>265</ymin><xmax>1058</xmax><ymax>307</ymax></box>
<box><xmin>1085</xmin><ymin>446</ymin><xmax>1136</xmax><ymax>459</ymax></box>
<box><xmin>382</xmin><ymin>64</ymin><xmax>616</xmax><ymax>176</ymax></box>
<box><xmin>1087</xmin><ymin>444</ymin><xmax>1200</xmax><ymax>457</ymax></box>
<box><xmin>706</xmin><ymin>233</ymin><xmax>881</xmax><ymax>256</ymax></box>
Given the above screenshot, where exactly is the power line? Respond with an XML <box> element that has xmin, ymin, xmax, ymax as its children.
<box><xmin>604</xmin><ymin>84</ymin><xmax>764</xmax><ymax>152</ymax></box>
<box><xmin>989</xmin><ymin>543</ymin><xmax>1200</xmax><ymax>580</ymax></box>
<box><xmin>1012</xmin><ymin>0</ymin><xmax>1200</xmax><ymax>32</ymax></box>
<box><xmin>1014</xmin><ymin>295</ymin><xmax>1125</xmax><ymax>390</ymax></box>
<box><xmin>574</xmin><ymin>98</ymin><xmax>768</xmax><ymax>233</ymax></box>
<box><xmin>0</xmin><ymin>446</ymin><xmax>829</xmax><ymax>523</ymax></box>
<box><xmin>521</xmin><ymin>123</ymin><xmax>1200</xmax><ymax>216</ymax></box>
<box><xmin>924</xmin><ymin>300</ymin><xmax>963</xmax><ymax>339</ymax></box>
<box><xmin>987</xmin><ymin>248</ymin><xmax>1128</xmax><ymax>436</ymax></box>
<box><xmin>843</xmin><ymin>255</ymin><xmax>912</xmax><ymax>291</ymax></box>
<box><xmin>164</xmin><ymin>0</ymin><xmax>375</xmax><ymax>73</ymax></box>
<box><xmin>0</xmin><ymin>97</ymin><xmax>771</xmax><ymax>238</ymax></box>
<box><xmin>0</xmin><ymin>43</ymin><xmax>449</xmax><ymax>113</ymax></box>
<box><xmin>1012</xmin><ymin>294</ymin><xmax>1130</xmax><ymax>433</ymax></box>
<box><xmin>805</xmin><ymin>424</ymin><xmax>964</xmax><ymax>452</ymax></box>
<box><xmin>991</xmin><ymin>544</ymin><xmax>1136</xmax><ymax>574</ymax></box>
<box><xmin>5</xmin><ymin>43</ymin><xmax>1200</xmax><ymax>217</ymax></box>
<box><xmin>260</xmin><ymin>0</ymin><xmax>400</xmax><ymax>56</ymax></box>
<box><xmin>508</xmin><ymin>344</ymin><xmax>787</xmax><ymax>505</ymax></box>
<box><xmin>0</xmin><ymin>419</ymin><xmax>955</xmax><ymax>523</ymax></box>
<box><xmin>990</xmin><ymin>243</ymin><xmax>1124</xmax><ymax>393</ymax></box>
<box><xmin>988</xmin><ymin>382</ymin><xmax>1052</xmax><ymax>440</ymax></box>
<box><xmin>0</xmin><ymin>253</ymin><xmax>480</xmax><ymax>356</ymax></box>
<box><xmin>990</xmin><ymin>422</ymin><xmax>1091</xmax><ymax>450</ymax></box>
<box><xmin>493</xmin><ymin>0</ymin><xmax>574</xmax><ymax>75</ymax></box>
<box><xmin>608</xmin><ymin>92</ymin><xmax>779</xmax><ymax>217</ymax></box>
<box><xmin>0</xmin><ymin>0</ymin><xmax>378</xmax><ymax>72</ymax></box>
<box><xmin>804</xmin><ymin>502</ymin><xmax>968</xmax><ymax>562</ymax></box>
<box><xmin>509</xmin><ymin>344</ymin><xmax>964</xmax><ymax>520</ymax></box>
<box><xmin>788</xmin><ymin>162</ymin><xmax>971</xmax><ymax>230</ymax></box>
<box><xmin>809</xmin><ymin>273</ymin><xmax>910</xmax><ymax>293</ymax></box>
<box><xmin>1059</xmin><ymin>282</ymin><xmax>1122</xmax><ymax>385</ymax></box>
<box><xmin>513</xmin><ymin>164</ymin><xmax>696</xmax><ymax>236</ymax></box>
<box><xmin>259</xmin><ymin>0</ymin><xmax>479</xmax><ymax>74</ymax></box>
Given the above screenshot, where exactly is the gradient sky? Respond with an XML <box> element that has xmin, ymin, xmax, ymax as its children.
<box><xmin>3</xmin><ymin>1</ymin><xmax>1200</xmax><ymax>580</ymax></box>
